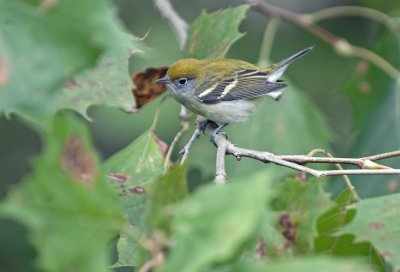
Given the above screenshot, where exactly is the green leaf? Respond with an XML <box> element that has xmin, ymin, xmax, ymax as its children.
<box><xmin>231</xmin><ymin>256</ymin><xmax>375</xmax><ymax>272</ymax></box>
<box><xmin>103</xmin><ymin>129</ymin><xmax>165</xmax><ymax>188</ymax></box>
<box><xmin>315</xmin><ymin>189</ymin><xmax>384</xmax><ymax>271</ymax></box>
<box><xmin>0</xmin><ymin>113</ymin><xmax>124</xmax><ymax>272</ymax></box>
<box><xmin>103</xmin><ymin>129</ymin><xmax>165</xmax><ymax>267</ymax></box>
<box><xmin>0</xmin><ymin>0</ymin><xmax>138</xmax><ymax>121</ymax></box>
<box><xmin>145</xmin><ymin>165</ymin><xmax>188</xmax><ymax>233</ymax></box>
<box><xmin>271</xmin><ymin>178</ymin><xmax>333</xmax><ymax>254</ymax></box>
<box><xmin>185</xmin><ymin>5</ymin><xmax>249</xmax><ymax>59</ymax></box>
<box><xmin>54</xmin><ymin>36</ymin><xmax>138</xmax><ymax>120</ymax></box>
<box><xmin>338</xmin><ymin>193</ymin><xmax>400</xmax><ymax>270</ymax></box>
<box><xmin>112</xmin><ymin>166</ymin><xmax>188</xmax><ymax>269</ymax></box>
<box><xmin>164</xmin><ymin>172</ymin><xmax>273</xmax><ymax>272</ymax></box>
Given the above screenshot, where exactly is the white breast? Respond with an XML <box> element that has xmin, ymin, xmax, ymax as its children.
<box><xmin>199</xmin><ymin>100</ymin><xmax>255</xmax><ymax>124</ymax></box>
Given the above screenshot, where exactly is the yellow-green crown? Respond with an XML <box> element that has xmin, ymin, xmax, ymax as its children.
<box><xmin>167</xmin><ymin>58</ymin><xmax>201</xmax><ymax>80</ymax></box>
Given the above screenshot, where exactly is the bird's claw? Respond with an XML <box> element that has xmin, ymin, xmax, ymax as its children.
<box><xmin>210</xmin><ymin>130</ymin><xmax>228</xmax><ymax>145</ymax></box>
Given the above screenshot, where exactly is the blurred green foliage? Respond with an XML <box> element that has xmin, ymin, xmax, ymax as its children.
<box><xmin>1</xmin><ymin>0</ymin><xmax>400</xmax><ymax>271</ymax></box>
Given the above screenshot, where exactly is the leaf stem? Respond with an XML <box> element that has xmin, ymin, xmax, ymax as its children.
<box><xmin>257</xmin><ymin>17</ymin><xmax>280</xmax><ymax>67</ymax></box>
<box><xmin>307</xmin><ymin>149</ymin><xmax>361</xmax><ymax>201</ymax></box>
<box><xmin>153</xmin><ymin>0</ymin><xmax>188</xmax><ymax>50</ymax></box>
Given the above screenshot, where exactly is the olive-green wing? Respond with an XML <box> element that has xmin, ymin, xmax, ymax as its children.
<box><xmin>195</xmin><ymin>69</ymin><xmax>287</xmax><ymax>104</ymax></box>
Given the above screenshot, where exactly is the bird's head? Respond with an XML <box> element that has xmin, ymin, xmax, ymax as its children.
<box><xmin>155</xmin><ymin>58</ymin><xmax>201</xmax><ymax>96</ymax></box>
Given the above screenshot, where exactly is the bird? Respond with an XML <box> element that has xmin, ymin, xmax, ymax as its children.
<box><xmin>156</xmin><ymin>46</ymin><xmax>313</xmax><ymax>141</ymax></box>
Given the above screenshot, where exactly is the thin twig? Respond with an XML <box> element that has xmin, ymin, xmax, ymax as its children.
<box><xmin>153</xmin><ymin>0</ymin><xmax>188</xmax><ymax>50</ymax></box>
<box><xmin>230</xmin><ymin>141</ymin><xmax>400</xmax><ymax>177</ymax></box>
<box><xmin>309</xmin><ymin>5</ymin><xmax>400</xmax><ymax>31</ymax></box>
<box><xmin>245</xmin><ymin>0</ymin><xmax>400</xmax><ymax>79</ymax></box>
<box><xmin>163</xmin><ymin>119</ymin><xmax>189</xmax><ymax>171</ymax></box>
<box><xmin>258</xmin><ymin>17</ymin><xmax>280</xmax><ymax>67</ymax></box>
<box><xmin>279</xmin><ymin>155</ymin><xmax>361</xmax><ymax>166</ymax></box>
<box><xmin>307</xmin><ymin>149</ymin><xmax>361</xmax><ymax>201</ymax></box>
<box><xmin>363</xmin><ymin>150</ymin><xmax>400</xmax><ymax>161</ymax></box>
<box><xmin>164</xmin><ymin>106</ymin><xmax>191</xmax><ymax>170</ymax></box>
<box><xmin>226</xmin><ymin>143</ymin><xmax>322</xmax><ymax>176</ymax></box>
<box><xmin>179</xmin><ymin>128</ymin><xmax>200</xmax><ymax>164</ymax></box>
<box><xmin>138</xmin><ymin>253</ymin><xmax>164</xmax><ymax>272</ymax></box>
<box><xmin>179</xmin><ymin>117</ymin><xmax>204</xmax><ymax>164</ymax></box>
<box><xmin>200</xmin><ymin>122</ymin><xmax>400</xmax><ymax>180</ymax></box>
<box><xmin>138</xmin><ymin>232</ymin><xmax>166</xmax><ymax>272</ymax></box>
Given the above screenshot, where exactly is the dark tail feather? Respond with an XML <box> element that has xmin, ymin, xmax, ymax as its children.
<box><xmin>265</xmin><ymin>46</ymin><xmax>314</xmax><ymax>83</ymax></box>
<box><xmin>276</xmin><ymin>46</ymin><xmax>314</xmax><ymax>68</ymax></box>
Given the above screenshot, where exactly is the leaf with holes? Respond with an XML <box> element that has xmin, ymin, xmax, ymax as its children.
<box><xmin>185</xmin><ymin>5</ymin><xmax>249</xmax><ymax>59</ymax></box>
<box><xmin>337</xmin><ymin>193</ymin><xmax>400</xmax><ymax>270</ymax></box>
<box><xmin>0</xmin><ymin>113</ymin><xmax>124</xmax><ymax>272</ymax></box>
<box><xmin>103</xmin><ymin>129</ymin><xmax>166</xmax><ymax>267</ymax></box>
<box><xmin>271</xmin><ymin>177</ymin><xmax>333</xmax><ymax>254</ymax></box>
<box><xmin>57</xmin><ymin>36</ymin><xmax>141</xmax><ymax>120</ymax></box>
<box><xmin>0</xmin><ymin>0</ymin><xmax>141</xmax><ymax>123</ymax></box>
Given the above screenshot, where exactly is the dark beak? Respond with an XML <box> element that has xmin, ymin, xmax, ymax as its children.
<box><xmin>155</xmin><ymin>75</ymin><xmax>170</xmax><ymax>85</ymax></box>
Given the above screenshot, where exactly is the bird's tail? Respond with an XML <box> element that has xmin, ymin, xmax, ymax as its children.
<box><xmin>265</xmin><ymin>46</ymin><xmax>314</xmax><ymax>83</ymax></box>
<box><xmin>276</xmin><ymin>46</ymin><xmax>314</xmax><ymax>69</ymax></box>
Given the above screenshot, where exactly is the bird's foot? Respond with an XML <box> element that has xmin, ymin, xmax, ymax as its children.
<box><xmin>210</xmin><ymin>123</ymin><xmax>228</xmax><ymax>145</ymax></box>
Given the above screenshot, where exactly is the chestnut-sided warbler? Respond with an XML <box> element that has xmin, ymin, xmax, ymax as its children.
<box><xmin>156</xmin><ymin>46</ymin><xmax>313</xmax><ymax>138</ymax></box>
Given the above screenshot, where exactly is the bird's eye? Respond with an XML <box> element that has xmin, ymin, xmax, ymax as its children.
<box><xmin>177</xmin><ymin>78</ymin><xmax>188</xmax><ymax>85</ymax></box>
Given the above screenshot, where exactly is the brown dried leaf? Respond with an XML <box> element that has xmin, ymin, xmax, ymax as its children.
<box><xmin>61</xmin><ymin>135</ymin><xmax>96</xmax><ymax>184</ymax></box>
<box><xmin>132</xmin><ymin>66</ymin><xmax>168</xmax><ymax>109</ymax></box>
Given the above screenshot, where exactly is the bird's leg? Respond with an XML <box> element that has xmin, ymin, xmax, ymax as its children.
<box><xmin>210</xmin><ymin>123</ymin><xmax>228</xmax><ymax>144</ymax></box>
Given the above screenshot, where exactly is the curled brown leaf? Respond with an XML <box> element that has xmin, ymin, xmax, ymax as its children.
<box><xmin>132</xmin><ymin>67</ymin><xmax>168</xmax><ymax>109</ymax></box>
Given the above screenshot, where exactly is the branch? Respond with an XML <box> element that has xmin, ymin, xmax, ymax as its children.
<box><xmin>306</xmin><ymin>149</ymin><xmax>360</xmax><ymax>201</ymax></box>
<box><xmin>162</xmin><ymin>105</ymin><xmax>193</xmax><ymax>171</ymax></box>
<box><xmin>309</xmin><ymin>5</ymin><xmax>400</xmax><ymax>31</ymax></box>
<box><xmin>163</xmin><ymin>111</ymin><xmax>190</xmax><ymax>171</ymax></box>
<box><xmin>179</xmin><ymin>116</ymin><xmax>202</xmax><ymax>165</ymax></box>
<box><xmin>153</xmin><ymin>0</ymin><xmax>188</xmax><ymax>50</ymax></box>
<box><xmin>197</xmin><ymin>121</ymin><xmax>400</xmax><ymax>183</ymax></box>
<box><xmin>214</xmin><ymin>137</ymin><xmax>228</xmax><ymax>184</ymax></box>
<box><xmin>245</xmin><ymin>0</ymin><xmax>400</xmax><ymax>79</ymax></box>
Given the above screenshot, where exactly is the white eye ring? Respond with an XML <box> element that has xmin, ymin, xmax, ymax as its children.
<box><xmin>177</xmin><ymin>78</ymin><xmax>188</xmax><ymax>85</ymax></box>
